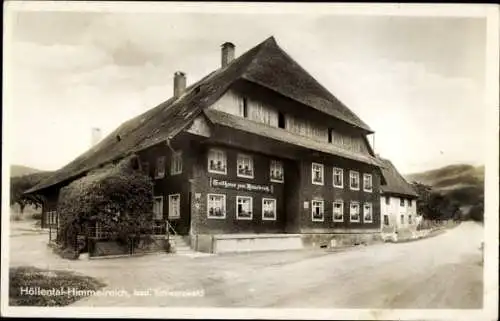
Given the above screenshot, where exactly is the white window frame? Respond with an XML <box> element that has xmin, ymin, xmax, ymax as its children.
<box><xmin>236</xmin><ymin>196</ymin><xmax>253</xmax><ymax>220</ymax></box>
<box><xmin>363</xmin><ymin>202</ymin><xmax>373</xmax><ymax>223</ymax></box>
<box><xmin>170</xmin><ymin>152</ymin><xmax>182</xmax><ymax>175</ymax></box>
<box><xmin>207</xmin><ymin>148</ymin><xmax>227</xmax><ymax>175</ymax></box>
<box><xmin>168</xmin><ymin>194</ymin><xmax>181</xmax><ymax>219</ymax></box>
<box><xmin>311</xmin><ymin>200</ymin><xmax>325</xmax><ymax>222</ymax></box>
<box><xmin>349</xmin><ymin>201</ymin><xmax>360</xmax><ymax>222</ymax></box>
<box><xmin>262</xmin><ymin>198</ymin><xmax>277</xmax><ymax>221</ymax></box>
<box><xmin>237</xmin><ymin>154</ymin><xmax>254</xmax><ymax>179</ymax></box>
<box><xmin>155</xmin><ymin>156</ymin><xmax>166</xmax><ymax>179</ymax></box>
<box><xmin>333</xmin><ymin>167</ymin><xmax>344</xmax><ymax>188</ymax></box>
<box><xmin>332</xmin><ymin>200</ymin><xmax>344</xmax><ymax>222</ymax></box>
<box><xmin>153</xmin><ymin>196</ymin><xmax>164</xmax><ymax>220</ymax></box>
<box><xmin>270</xmin><ymin>160</ymin><xmax>284</xmax><ymax>183</ymax></box>
<box><xmin>349</xmin><ymin>170</ymin><xmax>360</xmax><ymax>191</ymax></box>
<box><xmin>207</xmin><ymin>194</ymin><xmax>226</xmax><ymax>219</ymax></box>
<box><xmin>363</xmin><ymin>173</ymin><xmax>373</xmax><ymax>192</ymax></box>
<box><xmin>311</xmin><ymin>162</ymin><xmax>324</xmax><ymax>185</ymax></box>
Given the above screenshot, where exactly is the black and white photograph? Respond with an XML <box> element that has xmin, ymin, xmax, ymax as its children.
<box><xmin>1</xmin><ymin>2</ymin><xmax>498</xmax><ymax>320</ymax></box>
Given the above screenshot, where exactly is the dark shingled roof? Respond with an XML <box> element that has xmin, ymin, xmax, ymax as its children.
<box><xmin>379</xmin><ymin>157</ymin><xmax>418</xmax><ymax>197</ymax></box>
<box><xmin>27</xmin><ymin>36</ymin><xmax>375</xmax><ymax>194</ymax></box>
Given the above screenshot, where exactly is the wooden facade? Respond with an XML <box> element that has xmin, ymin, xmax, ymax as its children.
<box><xmin>35</xmin><ymin>38</ymin><xmax>388</xmax><ymax>253</ymax></box>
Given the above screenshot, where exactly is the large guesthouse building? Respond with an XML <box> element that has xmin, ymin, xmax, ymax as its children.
<box><xmin>28</xmin><ymin>37</ymin><xmax>387</xmax><ymax>253</ymax></box>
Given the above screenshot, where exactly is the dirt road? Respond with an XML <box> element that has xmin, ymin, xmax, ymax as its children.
<box><xmin>9</xmin><ymin>220</ymin><xmax>483</xmax><ymax>308</ymax></box>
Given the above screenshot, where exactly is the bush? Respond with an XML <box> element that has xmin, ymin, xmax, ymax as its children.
<box><xmin>56</xmin><ymin>155</ymin><xmax>154</xmax><ymax>255</ymax></box>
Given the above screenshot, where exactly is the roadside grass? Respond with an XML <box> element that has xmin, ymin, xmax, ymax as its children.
<box><xmin>9</xmin><ymin>266</ymin><xmax>106</xmax><ymax>306</ymax></box>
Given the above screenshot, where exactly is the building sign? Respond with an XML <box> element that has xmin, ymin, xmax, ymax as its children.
<box><xmin>210</xmin><ymin>178</ymin><xmax>274</xmax><ymax>194</ymax></box>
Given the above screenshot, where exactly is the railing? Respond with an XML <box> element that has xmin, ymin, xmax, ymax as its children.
<box><xmin>165</xmin><ymin>220</ymin><xmax>178</xmax><ymax>247</ymax></box>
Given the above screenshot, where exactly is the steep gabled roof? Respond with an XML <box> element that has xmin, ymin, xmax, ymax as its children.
<box><xmin>242</xmin><ymin>37</ymin><xmax>372</xmax><ymax>132</ymax></box>
<box><xmin>379</xmin><ymin>157</ymin><xmax>418</xmax><ymax>198</ymax></box>
<box><xmin>27</xmin><ymin>36</ymin><xmax>374</xmax><ymax>194</ymax></box>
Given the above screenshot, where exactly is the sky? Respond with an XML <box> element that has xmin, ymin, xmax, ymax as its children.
<box><xmin>5</xmin><ymin>4</ymin><xmax>490</xmax><ymax>174</ymax></box>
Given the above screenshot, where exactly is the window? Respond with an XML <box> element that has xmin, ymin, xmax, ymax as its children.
<box><xmin>153</xmin><ymin>196</ymin><xmax>163</xmax><ymax>220</ymax></box>
<box><xmin>363</xmin><ymin>174</ymin><xmax>373</xmax><ymax>192</ymax></box>
<box><xmin>278</xmin><ymin>112</ymin><xmax>285</xmax><ymax>129</ymax></box>
<box><xmin>46</xmin><ymin>211</ymin><xmax>58</xmax><ymax>226</ymax></box>
<box><xmin>242</xmin><ymin>98</ymin><xmax>248</xmax><ymax>118</ymax></box>
<box><xmin>409</xmin><ymin>215</ymin><xmax>413</xmax><ymax>224</ymax></box>
<box><xmin>270</xmin><ymin>160</ymin><xmax>284</xmax><ymax>183</ymax></box>
<box><xmin>208</xmin><ymin>149</ymin><xmax>227</xmax><ymax>174</ymax></box>
<box><xmin>400</xmin><ymin>198</ymin><xmax>405</xmax><ymax>207</ymax></box>
<box><xmin>383</xmin><ymin>215</ymin><xmax>389</xmax><ymax>226</ymax></box>
<box><xmin>311</xmin><ymin>200</ymin><xmax>324</xmax><ymax>222</ymax></box>
<box><xmin>350</xmin><ymin>171</ymin><xmax>360</xmax><ymax>190</ymax></box>
<box><xmin>409</xmin><ymin>199</ymin><xmax>413</xmax><ymax>207</ymax></box>
<box><xmin>141</xmin><ymin>162</ymin><xmax>150</xmax><ymax>176</ymax></box>
<box><xmin>333</xmin><ymin>167</ymin><xmax>343</xmax><ymax>188</ymax></box>
<box><xmin>363</xmin><ymin>203</ymin><xmax>373</xmax><ymax>223</ymax></box>
<box><xmin>170</xmin><ymin>152</ymin><xmax>182</xmax><ymax>175</ymax></box>
<box><xmin>236</xmin><ymin>196</ymin><xmax>253</xmax><ymax>220</ymax></box>
<box><xmin>333</xmin><ymin>200</ymin><xmax>344</xmax><ymax>222</ymax></box>
<box><xmin>237</xmin><ymin>154</ymin><xmax>254</xmax><ymax>178</ymax></box>
<box><xmin>328</xmin><ymin>128</ymin><xmax>333</xmax><ymax>143</ymax></box>
<box><xmin>168</xmin><ymin>194</ymin><xmax>180</xmax><ymax>219</ymax></box>
<box><xmin>155</xmin><ymin>156</ymin><xmax>166</xmax><ymax>179</ymax></box>
<box><xmin>350</xmin><ymin>202</ymin><xmax>360</xmax><ymax>222</ymax></box>
<box><xmin>311</xmin><ymin>163</ymin><xmax>324</xmax><ymax>185</ymax></box>
<box><xmin>385</xmin><ymin>196</ymin><xmax>390</xmax><ymax>205</ymax></box>
<box><xmin>400</xmin><ymin>214</ymin><xmax>405</xmax><ymax>224</ymax></box>
<box><xmin>207</xmin><ymin>194</ymin><xmax>226</xmax><ymax>219</ymax></box>
<box><xmin>262</xmin><ymin>198</ymin><xmax>277</xmax><ymax>220</ymax></box>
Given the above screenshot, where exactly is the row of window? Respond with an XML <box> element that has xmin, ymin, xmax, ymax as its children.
<box><xmin>208</xmin><ymin>149</ymin><xmax>284</xmax><ymax>182</ymax></box>
<box><xmin>143</xmin><ymin>152</ymin><xmax>183</xmax><ymax>179</ymax></box>
<box><xmin>312</xmin><ymin>163</ymin><xmax>372</xmax><ymax>191</ymax></box>
<box><xmin>207</xmin><ymin>194</ymin><xmax>278</xmax><ymax>220</ymax></box>
<box><xmin>208</xmin><ymin>148</ymin><xmax>373</xmax><ymax>191</ymax></box>
<box><xmin>383</xmin><ymin>196</ymin><xmax>415</xmax><ymax>207</ymax></box>
<box><xmin>153</xmin><ymin>194</ymin><xmax>181</xmax><ymax>220</ymax></box>
<box><xmin>383</xmin><ymin>214</ymin><xmax>415</xmax><ymax>225</ymax></box>
<box><xmin>311</xmin><ymin>200</ymin><xmax>373</xmax><ymax>223</ymax></box>
<box><xmin>152</xmin><ymin>194</ymin><xmax>279</xmax><ymax>221</ymax></box>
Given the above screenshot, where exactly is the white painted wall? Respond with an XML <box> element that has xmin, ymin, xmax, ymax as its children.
<box><xmin>380</xmin><ymin>194</ymin><xmax>418</xmax><ymax>230</ymax></box>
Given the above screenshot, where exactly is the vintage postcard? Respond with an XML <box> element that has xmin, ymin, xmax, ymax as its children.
<box><xmin>1</xmin><ymin>2</ymin><xmax>498</xmax><ymax>320</ymax></box>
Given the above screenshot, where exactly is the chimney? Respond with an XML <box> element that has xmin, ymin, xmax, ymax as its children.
<box><xmin>221</xmin><ymin>42</ymin><xmax>235</xmax><ymax>67</ymax></box>
<box><xmin>174</xmin><ymin>71</ymin><xmax>186</xmax><ymax>98</ymax></box>
<box><xmin>91</xmin><ymin>127</ymin><xmax>102</xmax><ymax>147</ymax></box>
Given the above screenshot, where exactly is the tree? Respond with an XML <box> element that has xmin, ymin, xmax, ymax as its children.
<box><xmin>412</xmin><ymin>181</ymin><xmax>432</xmax><ymax>217</ymax></box>
<box><xmin>10</xmin><ymin>172</ymin><xmax>51</xmax><ymax>214</ymax></box>
<box><xmin>469</xmin><ymin>199</ymin><xmax>484</xmax><ymax>222</ymax></box>
<box><xmin>411</xmin><ymin>181</ymin><xmax>462</xmax><ymax>221</ymax></box>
